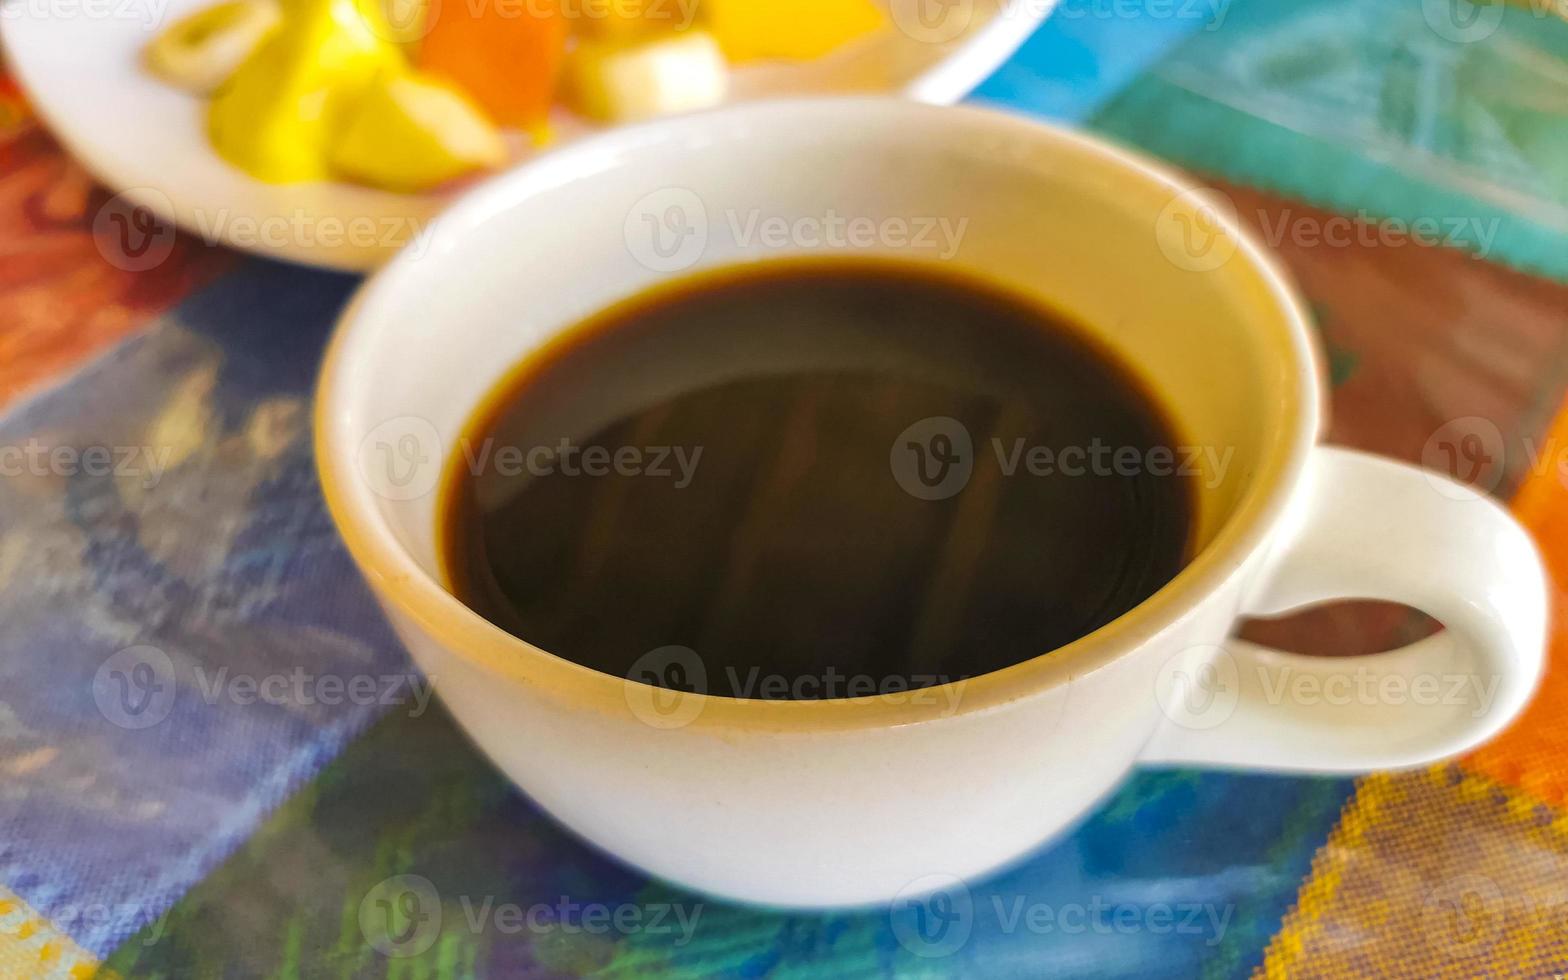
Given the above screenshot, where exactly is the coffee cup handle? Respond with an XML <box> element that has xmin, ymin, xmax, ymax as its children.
<box><xmin>1139</xmin><ymin>446</ymin><xmax>1548</xmax><ymax>773</ymax></box>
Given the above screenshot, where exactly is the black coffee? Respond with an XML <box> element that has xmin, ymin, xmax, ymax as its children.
<box><xmin>438</xmin><ymin>259</ymin><xmax>1194</xmax><ymax>698</ymax></box>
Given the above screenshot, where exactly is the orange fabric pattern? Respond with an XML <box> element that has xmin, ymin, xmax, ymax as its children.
<box><xmin>1466</xmin><ymin>397</ymin><xmax>1568</xmax><ymax>805</ymax></box>
<box><xmin>0</xmin><ymin>115</ymin><xmax>231</xmax><ymax>412</ymax></box>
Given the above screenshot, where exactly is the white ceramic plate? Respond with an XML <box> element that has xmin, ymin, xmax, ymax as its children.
<box><xmin>2</xmin><ymin>0</ymin><xmax>1053</xmax><ymax>270</ymax></box>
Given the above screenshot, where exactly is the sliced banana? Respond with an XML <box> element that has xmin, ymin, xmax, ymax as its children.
<box><xmin>566</xmin><ymin>30</ymin><xmax>729</xmax><ymax>124</ymax></box>
<box><xmin>144</xmin><ymin>0</ymin><xmax>281</xmax><ymax>95</ymax></box>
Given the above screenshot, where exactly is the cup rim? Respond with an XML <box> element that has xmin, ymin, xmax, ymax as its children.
<box><xmin>315</xmin><ymin>96</ymin><xmax>1321</xmax><ymax>732</ymax></box>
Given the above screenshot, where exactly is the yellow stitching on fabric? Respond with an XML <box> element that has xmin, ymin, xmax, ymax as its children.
<box><xmin>1255</xmin><ymin>764</ymin><xmax>1568</xmax><ymax>978</ymax></box>
<box><xmin>0</xmin><ymin>884</ymin><xmax>101</xmax><ymax>979</ymax></box>
<box><xmin>1254</xmin><ymin>771</ymin><xmax>1393</xmax><ymax>978</ymax></box>
<box><xmin>1446</xmin><ymin>762</ymin><xmax>1568</xmax><ymax>844</ymax></box>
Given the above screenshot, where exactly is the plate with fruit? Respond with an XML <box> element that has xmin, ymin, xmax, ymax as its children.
<box><xmin>2</xmin><ymin>0</ymin><xmax>1052</xmax><ymax>270</ymax></box>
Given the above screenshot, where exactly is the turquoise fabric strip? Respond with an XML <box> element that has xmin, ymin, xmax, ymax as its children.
<box><xmin>970</xmin><ymin>0</ymin><xmax>1225</xmax><ymax>123</ymax></box>
<box><xmin>1085</xmin><ymin>0</ymin><xmax>1568</xmax><ymax>282</ymax></box>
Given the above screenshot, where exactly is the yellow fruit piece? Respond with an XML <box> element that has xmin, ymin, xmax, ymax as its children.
<box><xmin>145</xmin><ymin>0</ymin><xmax>281</xmax><ymax>94</ymax></box>
<box><xmin>702</xmin><ymin>0</ymin><xmax>885</xmax><ymax>62</ymax></box>
<box><xmin>207</xmin><ymin>0</ymin><xmax>403</xmax><ymax>183</ymax></box>
<box><xmin>329</xmin><ymin>71</ymin><xmax>506</xmax><ymax>192</ymax></box>
<box><xmin>565</xmin><ymin>29</ymin><xmax>727</xmax><ymax>123</ymax></box>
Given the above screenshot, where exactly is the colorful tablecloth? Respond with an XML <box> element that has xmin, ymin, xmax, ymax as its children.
<box><xmin>4</xmin><ymin>1</ymin><xmax>1568</xmax><ymax>976</ymax></box>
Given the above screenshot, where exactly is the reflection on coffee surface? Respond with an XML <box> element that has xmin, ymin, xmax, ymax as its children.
<box><xmin>438</xmin><ymin>259</ymin><xmax>1195</xmax><ymax>698</ymax></box>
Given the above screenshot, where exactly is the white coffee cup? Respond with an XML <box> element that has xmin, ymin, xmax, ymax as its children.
<box><xmin>316</xmin><ymin>98</ymin><xmax>1547</xmax><ymax>909</ymax></box>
